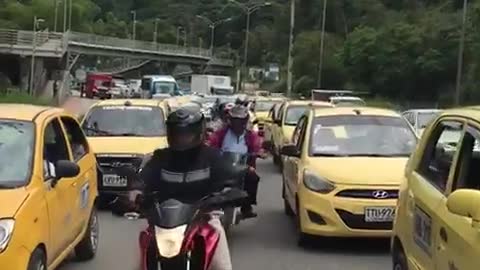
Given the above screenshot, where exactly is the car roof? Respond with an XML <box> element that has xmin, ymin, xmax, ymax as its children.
<box><xmin>403</xmin><ymin>109</ymin><xmax>442</xmax><ymax>114</ymax></box>
<box><xmin>0</xmin><ymin>104</ymin><xmax>63</xmax><ymax>121</ymax></box>
<box><xmin>313</xmin><ymin>106</ymin><xmax>401</xmax><ymax>117</ymax></box>
<box><xmin>93</xmin><ymin>99</ymin><xmax>164</xmax><ymax>107</ymax></box>
<box><xmin>286</xmin><ymin>100</ymin><xmax>333</xmax><ymax>107</ymax></box>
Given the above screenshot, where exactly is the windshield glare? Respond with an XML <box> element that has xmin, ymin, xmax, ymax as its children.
<box><xmin>0</xmin><ymin>120</ymin><xmax>34</xmax><ymax>185</ymax></box>
<box><xmin>256</xmin><ymin>101</ymin><xmax>278</xmax><ymax>112</ymax></box>
<box><xmin>418</xmin><ymin>112</ymin><xmax>439</xmax><ymax>128</ymax></box>
<box><xmin>82</xmin><ymin>106</ymin><xmax>166</xmax><ymax>137</ymax></box>
<box><xmin>310</xmin><ymin>115</ymin><xmax>417</xmax><ymax>157</ymax></box>
<box><xmin>153</xmin><ymin>81</ymin><xmax>176</xmax><ymax>94</ymax></box>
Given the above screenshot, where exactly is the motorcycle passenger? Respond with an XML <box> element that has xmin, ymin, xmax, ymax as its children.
<box><xmin>209</xmin><ymin>102</ymin><xmax>235</xmax><ymax>132</ymax></box>
<box><xmin>131</xmin><ymin>104</ymin><xmax>234</xmax><ymax>270</ymax></box>
<box><xmin>207</xmin><ymin>104</ymin><xmax>264</xmax><ymax>218</ymax></box>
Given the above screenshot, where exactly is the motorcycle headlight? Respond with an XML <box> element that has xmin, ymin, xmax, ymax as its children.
<box><xmin>303</xmin><ymin>170</ymin><xmax>336</xmax><ymax>194</ymax></box>
<box><xmin>154</xmin><ymin>225</ymin><xmax>187</xmax><ymax>258</ymax></box>
<box><xmin>0</xmin><ymin>219</ymin><xmax>15</xmax><ymax>253</ymax></box>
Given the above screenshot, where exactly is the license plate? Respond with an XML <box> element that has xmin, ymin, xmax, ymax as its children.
<box><xmin>364</xmin><ymin>206</ymin><xmax>395</xmax><ymax>222</ymax></box>
<box><xmin>102</xmin><ymin>174</ymin><xmax>127</xmax><ymax>187</ymax></box>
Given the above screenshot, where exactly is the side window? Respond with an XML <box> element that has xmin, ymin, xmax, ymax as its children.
<box><xmin>277</xmin><ymin>104</ymin><xmax>286</xmax><ymax>123</ymax></box>
<box><xmin>417</xmin><ymin>120</ymin><xmax>463</xmax><ymax>192</ymax></box>
<box><xmin>61</xmin><ymin>116</ymin><xmax>89</xmax><ymax>161</ymax></box>
<box><xmin>452</xmin><ymin>126</ymin><xmax>480</xmax><ymax>191</ymax></box>
<box><xmin>291</xmin><ymin>116</ymin><xmax>306</xmax><ymax>146</ymax></box>
<box><xmin>43</xmin><ymin>119</ymin><xmax>70</xmax><ymax>179</ymax></box>
<box><xmin>296</xmin><ymin>117</ymin><xmax>308</xmax><ymax>151</ymax></box>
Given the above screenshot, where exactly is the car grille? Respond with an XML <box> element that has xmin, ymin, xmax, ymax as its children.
<box><xmin>335</xmin><ymin>209</ymin><xmax>393</xmax><ymax>230</ymax></box>
<box><xmin>96</xmin><ymin>155</ymin><xmax>143</xmax><ymax>171</ymax></box>
<box><xmin>336</xmin><ymin>189</ymin><xmax>399</xmax><ymax>199</ymax></box>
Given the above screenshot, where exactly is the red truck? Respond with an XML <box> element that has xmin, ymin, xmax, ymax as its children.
<box><xmin>83</xmin><ymin>73</ymin><xmax>125</xmax><ymax>99</ymax></box>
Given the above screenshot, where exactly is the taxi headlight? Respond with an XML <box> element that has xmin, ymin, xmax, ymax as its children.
<box><xmin>0</xmin><ymin>219</ymin><xmax>15</xmax><ymax>252</ymax></box>
<box><xmin>303</xmin><ymin>170</ymin><xmax>336</xmax><ymax>194</ymax></box>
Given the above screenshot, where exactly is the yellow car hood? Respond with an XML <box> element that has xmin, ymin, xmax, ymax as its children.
<box><xmin>308</xmin><ymin>157</ymin><xmax>408</xmax><ymax>185</ymax></box>
<box><xmin>88</xmin><ymin>137</ymin><xmax>168</xmax><ymax>155</ymax></box>
<box><xmin>282</xmin><ymin>126</ymin><xmax>296</xmax><ymax>142</ymax></box>
<box><xmin>0</xmin><ymin>188</ymin><xmax>29</xmax><ymax>217</ymax></box>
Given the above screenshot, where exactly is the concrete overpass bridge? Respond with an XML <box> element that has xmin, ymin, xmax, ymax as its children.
<box><xmin>0</xmin><ymin>29</ymin><xmax>234</xmax><ymax>102</ymax></box>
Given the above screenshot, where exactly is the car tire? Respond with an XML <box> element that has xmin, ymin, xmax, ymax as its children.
<box><xmin>392</xmin><ymin>246</ymin><xmax>409</xmax><ymax>270</ymax></box>
<box><xmin>75</xmin><ymin>207</ymin><xmax>99</xmax><ymax>261</ymax></box>
<box><xmin>27</xmin><ymin>248</ymin><xmax>46</xmax><ymax>270</ymax></box>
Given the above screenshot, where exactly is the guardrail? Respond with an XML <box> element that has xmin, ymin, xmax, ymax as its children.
<box><xmin>0</xmin><ymin>29</ymin><xmax>67</xmax><ymax>55</ymax></box>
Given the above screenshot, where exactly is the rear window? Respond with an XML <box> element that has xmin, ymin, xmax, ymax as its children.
<box><xmin>82</xmin><ymin>106</ymin><xmax>166</xmax><ymax>137</ymax></box>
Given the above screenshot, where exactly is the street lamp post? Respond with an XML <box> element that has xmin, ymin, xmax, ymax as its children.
<box><xmin>153</xmin><ymin>18</ymin><xmax>160</xmax><ymax>43</ymax></box>
<box><xmin>317</xmin><ymin>0</ymin><xmax>327</xmax><ymax>88</ymax></box>
<box><xmin>30</xmin><ymin>16</ymin><xmax>45</xmax><ymax>95</ymax></box>
<box><xmin>54</xmin><ymin>0</ymin><xmax>61</xmax><ymax>32</ymax></box>
<box><xmin>286</xmin><ymin>0</ymin><xmax>295</xmax><ymax>97</ymax></box>
<box><xmin>196</xmin><ymin>15</ymin><xmax>233</xmax><ymax>55</ymax></box>
<box><xmin>63</xmin><ymin>0</ymin><xmax>67</xmax><ymax>32</ymax></box>
<box><xmin>176</xmin><ymin>26</ymin><xmax>182</xmax><ymax>45</ymax></box>
<box><xmin>131</xmin><ymin>11</ymin><xmax>137</xmax><ymax>41</ymax></box>
<box><xmin>68</xmin><ymin>0</ymin><xmax>73</xmax><ymax>30</ymax></box>
<box><xmin>229</xmin><ymin>0</ymin><xmax>271</xmax><ymax>90</ymax></box>
<box><xmin>455</xmin><ymin>0</ymin><xmax>468</xmax><ymax>106</ymax></box>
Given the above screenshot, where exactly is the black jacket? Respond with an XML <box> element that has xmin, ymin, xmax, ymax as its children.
<box><xmin>139</xmin><ymin>145</ymin><xmax>234</xmax><ymax>207</ymax></box>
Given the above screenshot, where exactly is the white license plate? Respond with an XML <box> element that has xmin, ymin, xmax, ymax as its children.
<box><xmin>364</xmin><ymin>206</ymin><xmax>395</xmax><ymax>222</ymax></box>
<box><xmin>102</xmin><ymin>174</ymin><xmax>128</xmax><ymax>187</ymax></box>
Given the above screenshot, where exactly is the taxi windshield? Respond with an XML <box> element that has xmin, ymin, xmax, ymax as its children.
<box><xmin>0</xmin><ymin>120</ymin><xmax>34</xmax><ymax>186</ymax></box>
<box><xmin>82</xmin><ymin>106</ymin><xmax>166</xmax><ymax>137</ymax></box>
<box><xmin>310</xmin><ymin>115</ymin><xmax>417</xmax><ymax>157</ymax></box>
<box><xmin>255</xmin><ymin>101</ymin><xmax>278</xmax><ymax>112</ymax></box>
<box><xmin>153</xmin><ymin>81</ymin><xmax>176</xmax><ymax>94</ymax></box>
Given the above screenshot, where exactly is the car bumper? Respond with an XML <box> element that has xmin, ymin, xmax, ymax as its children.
<box><xmin>0</xmin><ymin>243</ymin><xmax>31</xmax><ymax>269</ymax></box>
<box><xmin>298</xmin><ymin>184</ymin><xmax>397</xmax><ymax>237</ymax></box>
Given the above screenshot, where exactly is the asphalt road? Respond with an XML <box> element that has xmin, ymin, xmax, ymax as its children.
<box><xmin>59</xmin><ymin>159</ymin><xmax>391</xmax><ymax>270</ymax></box>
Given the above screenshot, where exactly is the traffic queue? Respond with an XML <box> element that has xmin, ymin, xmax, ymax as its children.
<box><xmin>0</xmin><ymin>91</ymin><xmax>477</xmax><ymax>270</ymax></box>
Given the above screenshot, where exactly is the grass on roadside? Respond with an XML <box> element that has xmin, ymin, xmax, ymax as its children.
<box><xmin>0</xmin><ymin>91</ymin><xmax>52</xmax><ymax>106</ymax></box>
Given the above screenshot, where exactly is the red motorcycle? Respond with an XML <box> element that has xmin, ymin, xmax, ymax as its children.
<box><xmin>114</xmin><ymin>164</ymin><xmax>247</xmax><ymax>270</ymax></box>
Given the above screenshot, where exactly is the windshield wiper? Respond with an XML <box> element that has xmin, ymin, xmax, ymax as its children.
<box><xmin>83</xmin><ymin>126</ymin><xmax>114</xmax><ymax>135</ymax></box>
<box><xmin>312</xmin><ymin>153</ymin><xmax>349</xmax><ymax>157</ymax></box>
<box><xmin>346</xmin><ymin>153</ymin><xmax>411</xmax><ymax>157</ymax></box>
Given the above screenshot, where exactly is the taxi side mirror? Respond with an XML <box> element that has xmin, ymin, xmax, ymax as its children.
<box><xmin>447</xmin><ymin>189</ymin><xmax>480</xmax><ymax>228</ymax></box>
<box><xmin>52</xmin><ymin>160</ymin><xmax>80</xmax><ymax>187</ymax></box>
<box><xmin>280</xmin><ymin>144</ymin><xmax>300</xmax><ymax>158</ymax></box>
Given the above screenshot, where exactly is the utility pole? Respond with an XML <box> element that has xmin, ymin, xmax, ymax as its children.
<box><xmin>455</xmin><ymin>0</ymin><xmax>468</xmax><ymax>106</ymax></box>
<box><xmin>30</xmin><ymin>17</ymin><xmax>45</xmax><ymax>95</ymax></box>
<box><xmin>68</xmin><ymin>0</ymin><xmax>72</xmax><ymax>30</ymax></box>
<box><xmin>153</xmin><ymin>18</ymin><xmax>159</xmax><ymax>43</ymax></box>
<box><xmin>131</xmin><ymin>11</ymin><xmax>137</xmax><ymax>40</ymax></box>
<box><xmin>229</xmin><ymin>0</ymin><xmax>271</xmax><ymax>90</ymax></box>
<box><xmin>63</xmin><ymin>0</ymin><xmax>67</xmax><ymax>32</ymax></box>
<box><xmin>176</xmin><ymin>26</ymin><xmax>182</xmax><ymax>45</ymax></box>
<box><xmin>286</xmin><ymin>0</ymin><xmax>295</xmax><ymax>97</ymax></box>
<box><xmin>54</xmin><ymin>0</ymin><xmax>60</xmax><ymax>32</ymax></box>
<box><xmin>317</xmin><ymin>0</ymin><xmax>327</xmax><ymax>88</ymax></box>
<box><xmin>196</xmin><ymin>15</ymin><xmax>233</xmax><ymax>55</ymax></box>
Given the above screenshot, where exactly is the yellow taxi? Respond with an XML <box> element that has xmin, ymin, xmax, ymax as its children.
<box><xmin>270</xmin><ymin>100</ymin><xmax>333</xmax><ymax>166</ymax></box>
<box><xmin>280</xmin><ymin>107</ymin><xmax>417</xmax><ymax>246</ymax></box>
<box><xmin>81</xmin><ymin>99</ymin><xmax>168</xmax><ymax>202</ymax></box>
<box><xmin>0</xmin><ymin>104</ymin><xmax>99</xmax><ymax>269</ymax></box>
<box><xmin>392</xmin><ymin>107</ymin><xmax>480</xmax><ymax>270</ymax></box>
<box><xmin>252</xmin><ymin>97</ymin><xmax>286</xmax><ymax>137</ymax></box>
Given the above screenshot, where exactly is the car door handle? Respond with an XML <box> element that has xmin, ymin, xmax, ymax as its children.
<box><xmin>440</xmin><ymin>227</ymin><xmax>448</xmax><ymax>243</ymax></box>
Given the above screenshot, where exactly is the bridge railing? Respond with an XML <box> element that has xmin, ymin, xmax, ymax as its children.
<box><xmin>0</xmin><ymin>29</ymin><xmax>67</xmax><ymax>55</ymax></box>
<box><xmin>69</xmin><ymin>32</ymin><xmax>212</xmax><ymax>58</ymax></box>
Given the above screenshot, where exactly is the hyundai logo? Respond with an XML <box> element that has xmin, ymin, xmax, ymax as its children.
<box><xmin>372</xmin><ymin>190</ymin><xmax>389</xmax><ymax>199</ymax></box>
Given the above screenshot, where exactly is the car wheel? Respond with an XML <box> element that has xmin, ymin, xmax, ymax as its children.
<box><xmin>27</xmin><ymin>248</ymin><xmax>46</xmax><ymax>270</ymax></box>
<box><xmin>75</xmin><ymin>207</ymin><xmax>99</xmax><ymax>261</ymax></box>
<box><xmin>392</xmin><ymin>246</ymin><xmax>409</xmax><ymax>270</ymax></box>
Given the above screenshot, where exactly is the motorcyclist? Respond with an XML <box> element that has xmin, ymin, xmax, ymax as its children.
<box><xmin>207</xmin><ymin>104</ymin><xmax>264</xmax><ymax>218</ymax></box>
<box><xmin>130</xmin><ymin>103</ymin><xmax>234</xmax><ymax>270</ymax></box>
<box><xmin>208</xmin><ymin>102</ymin><xmax>235</xmax><ymax>133</ymax></box>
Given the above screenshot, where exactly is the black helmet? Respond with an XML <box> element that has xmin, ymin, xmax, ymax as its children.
<box><xmin>166</xmin><ymin>103</ymin><xmax>205</xmax><ymax>151</ymax></box>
